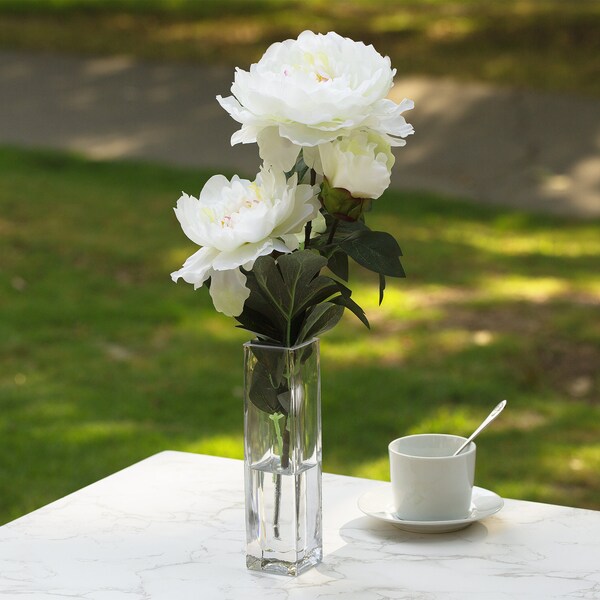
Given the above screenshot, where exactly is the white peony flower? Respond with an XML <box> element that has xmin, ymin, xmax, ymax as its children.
<box><xmin>318</xmin><ymin>131</ymin><xmax>395</xmax><ymax>199</ymax></box>
<box><xmin>217</xmin><ymin>30</ymin><xmax>414</xmax><ymax>172</ymax></box>
<box><xmin>171</xmin><ymin>169</ymin><xmax>319</xmax><ymax>317</ymax></box>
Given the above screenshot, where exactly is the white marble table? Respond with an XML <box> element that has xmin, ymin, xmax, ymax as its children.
<box><xmin>1</xmin><ymin>452</ymin><xmax>599</xmax><ymax>599</ymax></box>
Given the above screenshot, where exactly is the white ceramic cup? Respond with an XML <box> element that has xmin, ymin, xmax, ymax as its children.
<box><xmin>389</xmin><ymin>434</ymin><xmax>476</xmax><ymax>521</ymax></box>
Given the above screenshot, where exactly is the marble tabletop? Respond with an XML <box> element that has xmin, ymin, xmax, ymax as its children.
<box><xmin>1</xmin><ymin>451</ymin><xmax>599</xmax><ymax>599</ymax></box>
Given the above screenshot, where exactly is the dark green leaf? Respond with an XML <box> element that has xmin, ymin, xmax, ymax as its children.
<box><xmin>339</xmin><ymin>230</ymin><xmax>406</xmax><ymax>277</ymax></box>
<box><xmin>311</xmin><ymin>216</ymin><xmax>368</xmax><ymax>249</ymax></box>
<box><xmin>277</xmin><ymin>390</ymin><xmax>291</xmax><ymax>413</ymax></box>
<box><xmin>328</xmin><ymin>250</ymin><xmax>349</xmax><ymax>281</ymax></box>
<box><xmin>248</xmin><ymin>361</ymin><xmax>282</xmax><ymax>414</ymax></box>
<box><xmin>251</xmin><ymin>255</ymin><xmax>289</xmax><ymax>319</ymax></box>
<box><xmin>331</xmin><ymin>294</ymin><xmax>370</xmax><ymax>329</ymax></box>
<box><xmin>297</xmin><ymin>302</ymin><xmax>345</xmax><ymax>343</ymax></box>
<box><xmin>250</xmin><ymin>345</ymin><xmax>288</xmax><ymax>389</ymax></box>
<box><xmin>277</xmin><ymin>251</ymin><xmax>328</xmax><ymax>319</ymax></box>
<box><xmin>294</xmin><ymin>275</ymin><xmax>340</xmax><ymax>313</ymax></box>
<box><xmin>379</xmin><ymin>273</ymin><xmax>386</xmax><ymax>306</ymax></box>
<box><xmin>235</xmin><ymin>305</ymin><xmax>281</xmax><ymax>342</ymax></box>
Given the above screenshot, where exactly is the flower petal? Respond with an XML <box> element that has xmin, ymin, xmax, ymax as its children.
<box><xmin>211</xmin><ymin>239</ymin><xmax>273</xmax><ymax>271</ymax></box>
<box><xmin>209</xmin><ymin>268</ymin><xmax>250</xmax><ymax>317</ymax></box>
<box><xmin>302</xmin><ymin>146</ymin><xmax>323</xmax><ymax>174</ymax></box>
<box><xmin>173</xmin><ymin>193</ymin><xmax>207</xmax><ymax>247</ymax></box>
<box><xmin>257</xmin><ymin>127</ymin><xmax>301</xmax><ymax>171</ymax></box>
<box><xmin>171</xmin><ymin>246</ymin><xmax>219</xmax><ymax>289</ymax></box>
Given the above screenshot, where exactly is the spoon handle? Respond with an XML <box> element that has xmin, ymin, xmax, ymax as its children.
<box><xmin>453</xmin><ymin>400</ymin><xmax>507</xmax><ymax>456</ymax></box>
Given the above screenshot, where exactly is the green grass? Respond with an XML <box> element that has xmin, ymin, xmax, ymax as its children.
<box><xmin>0</xmin><ymin>146</ymin><xmax>599</xmax><ymax>525</ymax></box>
<box><xmin>0</xmin><ymin>0</ymin><xmax>598</xmax><ymax>96</ymax></box>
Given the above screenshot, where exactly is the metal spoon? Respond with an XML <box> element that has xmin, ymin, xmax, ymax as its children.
<box><xmin>453</xmin><ymin>400</ymin><xmax>507</xmax><ymax>456</ymax></box>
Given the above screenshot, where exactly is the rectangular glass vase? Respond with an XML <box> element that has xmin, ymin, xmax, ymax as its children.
<box><xmin>243</xmin><ymin>338</ymin><xmax>322</xmax><ymax>576</ymax></box>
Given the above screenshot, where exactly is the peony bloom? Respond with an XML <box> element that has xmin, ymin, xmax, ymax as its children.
<box><xmin>217</xmin><ymin>30</ymin><xmax>414</xmax><ymax>172</ymax></box>
<box><xmin>317</xmin><ymin>130</ymin><xmax>395</xmax><ymax>200</ymax></box>
<box><xmin>171</xmin><ymin>169</ymin><xmax>319</xmax><ymax>317</ymax></box>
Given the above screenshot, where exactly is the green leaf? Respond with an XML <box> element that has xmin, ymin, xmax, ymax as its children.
<box><xmin>277</xmin><ymin>251</ymin><xmax>328</xmax><ymax>318</ymax></box>
<box><xmin>238</xmin><ymin>251</ymin><xmax>341</xmax><ymax>346</ymax></box>
<box><xmin>379</xmin><ymin>273</ymin><xmax>386</xmax><ymax>306</ymax></box>
<box><xmin>294</xmin><ymin>275</ymin><xmax>340</xmax><ymax>313</ymax></box>
<box><xmin>248</xmin><ymin>361</ymin><xmax>282</xmax><ymax>414</ymax></box>
<box><xmin>297</xmin><ymin>302</ymin><xmax>345</xmax><ymax>343</ymax></box>
<box><xmin>311</xmin><ymin>216</ymin><xmax>368</xmax><ymax>249</ymax></box>
<box><xmin>331</xmin><ymin>294</ymin><xmax>370</xmax><ymax>329</ymax></box>
<box><xmin>328</xmin><ymin>250</ymin><xmax>349</xmax><ymax>281</ymax></box>
<box><xmin>250</xmin><ymin>345</ymin><xmax>287</xmax><ymax>389</ymax></box>
<box><xmin>251</xmin><ymin>255</ymin><xmax>289</xmax><ymax>320</ymax></box>
<box><xmin>236</xmin><ymin>266</ymin><xmax>287</xmax><ymax>342</ymax></box>
<box><xmin>339</xmin><ymin>230</ymin><xmax>406</xmax><ymax>277</ymax></box>
<box><xmin>235</xmin><ymin>305</ymin><xmax>281</xmax><ymax>343</ymax></box>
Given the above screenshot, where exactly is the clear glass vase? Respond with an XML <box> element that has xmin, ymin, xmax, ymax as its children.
<box><xmin>243</xmin><ymin>338</ymin><xmax>322</xmax><ymax>576</ymax></box>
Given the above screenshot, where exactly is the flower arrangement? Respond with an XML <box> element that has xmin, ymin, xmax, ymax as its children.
<box><xmin>171</xmin><ymin>30</ymin><xmax>414</xmax><ymax>347</ymax></box>
<box><xmin>171</xmin><ymin>30</ymin><xmax>415</xmax><ymax>576</ymax></box>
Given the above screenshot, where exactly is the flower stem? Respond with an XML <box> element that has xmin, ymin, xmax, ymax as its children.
<box><xmin>304</xmin><ymin>169</ymin><xmax>317</xmax><ymax>249</ymax></box>
<box><xmin>304</xmin><ymin>221</ymin><xmax>312</xmax><ymax>249</ymax></box>
<box><xmin>281</xmin><ymin>425</ymin><xmax>291</xmax><ymax>469</ymax></box>
<box><xmin>327</xmin><ymin>218</ymin><xmax>340</xmax><ymax>245</ymax></box>
<box><xmin>273</xmin><ymin>414</ymin><xmax>290</xmax><ymax>539</ymax></box>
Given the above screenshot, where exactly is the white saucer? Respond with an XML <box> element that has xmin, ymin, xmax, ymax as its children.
<box><xmin>358</xmin><ymin>485</ymin><xmax>504</xmax><ymax>533</ymax></box>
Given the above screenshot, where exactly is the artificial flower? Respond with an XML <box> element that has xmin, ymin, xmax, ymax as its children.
<box><xmin>171</xmin><ymin>168</ymin><xmax>318</xmax><ymax>316</ymax></box>
<box><xmin>217</xmin><ymin>30</ymin><xmax>414</xmax><ymax>172</ymax></box>
<box><xmin>318</xmin><ymin>130</ymin><xmax>395</xmax><ymax>200</ymax></box>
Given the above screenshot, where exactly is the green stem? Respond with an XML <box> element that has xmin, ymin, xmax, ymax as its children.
<box><xmin>304</xmin><ymin>221</ymin><xmax>312</xmax><ymax>249</ymax></box>
<box><xmin>327</xmin><ymin>218</ymin><xmax>340</xmax><ymax>245</ymax></box>
<box><xmin>269</xmin><ymin>412</ymin><xmax>285</xmax><ymax>457</ymax></box>
<box><xmin>281</xmin><ymin>422</ymin><xmax>290</xmax><ymax>469</ymax></box>
<box><xmin>273</xmin><ymin>413</ymin><xmax>289</xmax><ymax>539</ymax></box>
<box><xmin>304</xmin><ymin>170</ymin><xmax>317</xmax><ymax>249</ymax></box>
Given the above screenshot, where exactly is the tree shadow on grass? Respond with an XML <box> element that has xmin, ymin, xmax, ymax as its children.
<box><xmin>1</xmin><ymin>147</ymin><xmax>598</xmax><ymax>524</ymax></box>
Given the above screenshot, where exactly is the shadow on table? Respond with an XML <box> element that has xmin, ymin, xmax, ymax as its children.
<box><xmin>338</xmin><ymin>516</ymin><xmax>490</xmax><ymax>544</ymax></box>
<box><xmin>314</xmin><ymin>517</ymin><xmax>490</xmax><ymax>581</ymax></box>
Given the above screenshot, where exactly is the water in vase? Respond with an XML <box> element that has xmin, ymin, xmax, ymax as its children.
<box><xmin>245</xmin><ymin>456</ymin><xmax>322</xmax><ymax>576</ymax></box>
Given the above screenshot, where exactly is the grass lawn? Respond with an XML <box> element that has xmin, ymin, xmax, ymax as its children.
<box><xmin>0</xmin><ymin>0</ymin><xmax>598</xmax><ymax>96</ymax></box>
<box><xmin>0</xmin><ymin>145</ymin><xmax>599</xmax><ymax>525</ymax></box>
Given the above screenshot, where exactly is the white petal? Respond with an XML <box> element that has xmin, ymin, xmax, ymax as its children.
<box><xmin>211</xmin><ymin>239</ymin><xmax>273</xmax><ymax>271</ymax></box>
<box><xmin>278</xmin><ymin>234</ymin><xmax>300</xmax><ymax>252</ymax></box>
<box><xmin>173</xmin><ymin>193</ymin><xmax>208</xmax><ymax>247</ymax></box>
<box><xmin>257</xmin><ymin>127</ymin><xmax>301</xmax><ymax>171</ymax></box>
<box><xmin>372</xmin><ymin>99</ymin><xmax>415</xmax><ymax>138</ymax></box>
<box><xmin>209</xmin><ymin>268</ymin><xmax>250</xmax><ymax>317</ymax></box>
<box><xmin>216</xmin><ymin>95</ymin><xmax>253</xmax><ymax>125</ymax></box>
<box><xmin>231</xmin><ymin>125</ymin><xmax>261</xmax><ymax>145</ymax></box>
<box><xmin>310</xmin><ymin>210</ymin><xmax>327</xmax><ymax>235</ymax></box>
<box><xmin>171</xmin><ymin>247</ymin><xmax>219</xmax><ymax>289</ymax></box>
<box><xmin>398</xmin><ymin>98</ymin><xmax>415</xmax><ymax>112</ymax></box>
<box><xmin>302</xmin><ymin>146</ymin><xmax>323</xmax><ymax>174</ymax></box>
<box><xmin>278</xmin><ymin>122</ymin><xmax>340</xmax><ymax>147</ymax></box>
<box><xmin>199</xmin><ymin>174</ymin><xmax>234</xmax><ymax>206</ymax></box>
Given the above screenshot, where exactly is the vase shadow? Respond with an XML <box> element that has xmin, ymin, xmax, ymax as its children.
<box><xmin>339</xmin><ymin>515</ymin><xmax>489</xmax><ymax>544</ymax></box>
<box><xmin>314</xmin><ymin>516</ymin><xmax>489</xmax><ymax>581</ymax></box>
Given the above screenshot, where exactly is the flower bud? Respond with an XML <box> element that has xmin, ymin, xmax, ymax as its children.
<box><xmin>320</xmin><ymin>178</ymin><xmax>369</xmax><ymax>222</ymax></box>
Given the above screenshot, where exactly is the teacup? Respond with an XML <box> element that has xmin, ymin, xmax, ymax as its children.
<box><xmin>389</xmin><ymin>434</ymin><xmax>476</xmax><ymax>521</ymax></box>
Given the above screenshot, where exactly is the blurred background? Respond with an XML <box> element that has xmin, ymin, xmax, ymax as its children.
<box><xmin>0</xmin><ymin>0</ymin><xmax>598</xmax><ymax>524</ymax></box>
